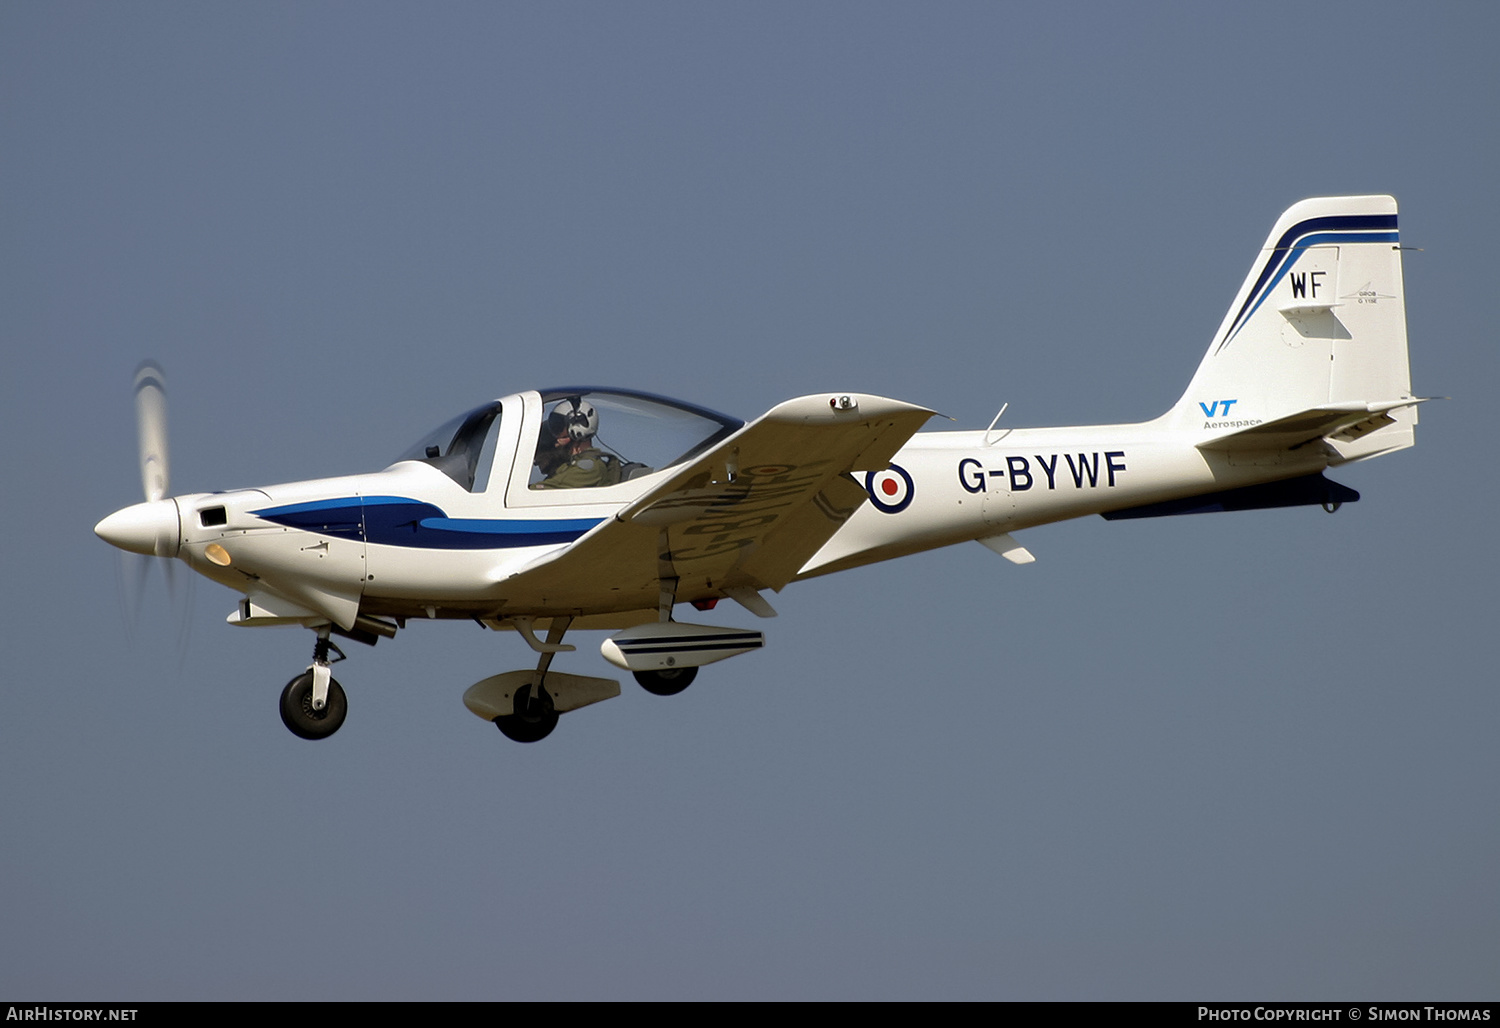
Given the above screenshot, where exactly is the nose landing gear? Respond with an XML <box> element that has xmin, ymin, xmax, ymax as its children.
<box><xmin>279</xmin><ymin>626</ymin><xmax>349</xmax><ymax>740</ymax></box>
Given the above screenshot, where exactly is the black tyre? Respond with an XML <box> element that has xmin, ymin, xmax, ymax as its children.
<box><xmin>494</xmin><ymin>683</ymin><xmax>558</xmax><ymax>743</ymax></box>
<box><xmin>633</xmin><ymin>666</ymin><xmax>698</xmax><ymax>696</ymax></box>
<box><xmin>279</xmin><ymin>671</ymin><xmax>348</xmax><ymax>740</ymax></box>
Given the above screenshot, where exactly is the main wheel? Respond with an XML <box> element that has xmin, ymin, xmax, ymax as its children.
<box><xmin>279</xmin><ymin>672</ymin><xmax>348</xmax><ymax>740</ymax></box>
<box><xmin>633</xmin><ymin>666</ymin><xmax>698</xmax><ymax>696</ymax></box>
<box><xmin>494</xmin><ymin>683</ymin><xmax>558</xmax><ymax>743</ymax></box>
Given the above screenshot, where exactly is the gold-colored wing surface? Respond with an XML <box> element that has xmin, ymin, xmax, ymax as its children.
<box><xmin>496</xmin><ymin>394</ymin><xmax>935</xmax><ymax>614</ymax></box>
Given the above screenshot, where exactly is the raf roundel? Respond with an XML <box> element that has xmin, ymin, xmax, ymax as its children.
<box><xmin>865</xmin><ymin>464</ymin><xmax>915</xmax><ymax>514</ymax></box>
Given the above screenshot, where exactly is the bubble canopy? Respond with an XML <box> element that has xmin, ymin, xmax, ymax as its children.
<box><xmin>394</xmin><ymin>388</ymin><xmax>744</xmax><ymax>492</ymax></box>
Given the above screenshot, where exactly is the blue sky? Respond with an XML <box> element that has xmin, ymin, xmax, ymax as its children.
<box><xmin>2</xmin><ymin>2</ymin><xmax>1495</xmax><ymax>999</ymax></box>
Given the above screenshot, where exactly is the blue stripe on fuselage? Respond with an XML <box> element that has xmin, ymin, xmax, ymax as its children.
<box><xmin>250</xmin><ymin>496</ymin><xmax>603</xmax><ymax>550</ymax></box>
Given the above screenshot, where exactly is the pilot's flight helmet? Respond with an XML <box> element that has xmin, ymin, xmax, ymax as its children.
<box><xmin>546</xmin><ymin>396</ymin><xmax>599</xmax><ymax>441</ymax></box>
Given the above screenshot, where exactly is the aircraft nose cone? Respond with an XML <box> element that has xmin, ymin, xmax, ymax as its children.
<box><xmin>94</xmin><ymin>499</ymin><xmax>181</xmax><ymax>557</ymax></box>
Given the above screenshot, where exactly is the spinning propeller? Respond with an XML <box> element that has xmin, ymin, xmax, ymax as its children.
<box><xmin>95</xmin><ymin>361</ymin><xmax>182</xmax><ymax>560</ymax></box>
<box><xmin>97</xmin><ymin>362</ymin><xmax>194</xmax><ymax>644</ymax></box>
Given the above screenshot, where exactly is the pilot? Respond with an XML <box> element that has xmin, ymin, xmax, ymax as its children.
<box><xmin>533</xmin><ymin>397</ymin><xmax>621</xmax><ymax>489</ymax></box>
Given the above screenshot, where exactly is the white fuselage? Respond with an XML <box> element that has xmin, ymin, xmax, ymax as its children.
<box><xmin>151</xmin><ymin>412</ymin><xmax>1327</xmax><ymax>632</ymax></box>
<box><xmin>801</xmin><ymin>418</ymin><xmax>1325</xmax><ymax>577</ymax></box>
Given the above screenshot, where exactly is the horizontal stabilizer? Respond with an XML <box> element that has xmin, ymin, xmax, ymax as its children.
<box><xmin>1101</xmin><ymin>473</ymin><xmax>1359</xmax><ymax>520</ymax></box>
<box><xmin>1196</xmin><ymin>400</ymin><xmax>1424</xmax><ymax>454</ymax></box>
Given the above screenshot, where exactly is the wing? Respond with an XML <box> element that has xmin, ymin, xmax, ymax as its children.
<box><xmin>495</xmin><ymin>393</ymin><xmax>936</xmax><ymax>615</ymax></box>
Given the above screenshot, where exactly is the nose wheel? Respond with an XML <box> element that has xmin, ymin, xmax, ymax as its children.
<box><xmin>280</xmin><ymin>671</ymin><xmax>348</xmax><ymax>739</ymax></box>
<box><xmin>279</xmin><ymin>626</ymin><xmax>349</xmax><ymax>740</ymax></box>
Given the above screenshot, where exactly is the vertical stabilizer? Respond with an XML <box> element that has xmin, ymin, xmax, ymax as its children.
<box><xmin>1170</xmin><ymin>196</ymin><xmax>1416</xmax><ymax>461</ymax></box>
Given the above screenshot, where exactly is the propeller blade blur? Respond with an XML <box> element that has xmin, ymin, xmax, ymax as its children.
<box><xmin>135</xmin><ymin>360</ymin><xmax>169</xmax><ymax>503</ymax></box>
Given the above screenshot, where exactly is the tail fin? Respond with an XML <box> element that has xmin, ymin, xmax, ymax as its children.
<box><xmin>1171</xmin><ymin>195</ymin><xmax>1418</xmax><ymax>463</ymax></box>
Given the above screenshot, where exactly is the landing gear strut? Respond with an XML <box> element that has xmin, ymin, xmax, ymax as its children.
<box><xmin>630</xmin><ymin>573</ymin><xmax>699</xmax><ymax>697</ymax></box>
<box><xmin>279</xmin><ymin>626</ymin><xmax>348</xmax><ymax>740</ymax></box>
<box><xmin>492</xmin><ymin>616</ymin><xmax>571</xmax><ymax>743</ymax></box>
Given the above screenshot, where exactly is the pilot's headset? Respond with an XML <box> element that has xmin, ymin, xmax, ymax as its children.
<box><xmin>547</xmin><ymin>396</ymin><xmax>599</xmax><ymax>441</ymax></box>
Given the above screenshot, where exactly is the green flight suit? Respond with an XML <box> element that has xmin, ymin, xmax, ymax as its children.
<box><xmin>536</xmin><ymin>447</ymin><xmax>621</xmax><ymax>489</ymax></box>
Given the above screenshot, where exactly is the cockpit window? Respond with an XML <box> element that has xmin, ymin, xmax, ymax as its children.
<box><xmin>393</xmin><ymin>401</ymin><xmax>503</xmax><ymax>491</ymax></box>
<box><xmin>530</xmin><ymin>388</ymin><xmax>742</xmax><ymax>490</ymax></box>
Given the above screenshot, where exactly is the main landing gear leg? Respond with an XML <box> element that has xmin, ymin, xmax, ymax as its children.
<box><xmin>632</xmin><ymin>573</ymin><xmax>699</xmax><ymax>696</ymax></box>
<box><xmin>495</xmin><ymin>617</ymin><xmax>571</xmax><ymax>743</ymax></box>
<box><xmin>279</xmin><ymin>625</ymin><xmax>349</xmax><ymax>740</ymax></box>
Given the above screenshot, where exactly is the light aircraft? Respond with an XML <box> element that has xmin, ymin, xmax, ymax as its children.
<box><xmin>95</xmin><ymin>195</ymin><xmax>1423</xmax><ymax>743</ymax></box>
